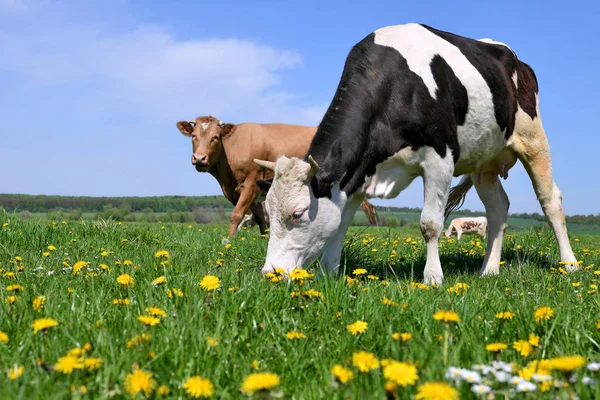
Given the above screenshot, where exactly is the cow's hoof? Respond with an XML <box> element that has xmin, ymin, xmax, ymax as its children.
<box><xmin>562</xmin><ymin>262</ymin><xmax>580</xmax><ymax>272</ymax></box>
<box><xmin>479</xmin><ymin>267</ymin><xmax>500</xmax><ymax>277</ymax></box>
<box><xmin>423</xmin><ymin>273</ymin><xmax>443</xmax><ymax>286</ymax></box>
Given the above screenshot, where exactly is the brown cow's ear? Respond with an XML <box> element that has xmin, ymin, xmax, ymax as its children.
<box><xmin>219</xmin><ymin>123</ymin><xmax>236</xmax><ymax>136</ymax></box>
<box><xmin>176</xmin><ymin>121</ymin><xmax>194</xmax><ymax>137</ymax></box>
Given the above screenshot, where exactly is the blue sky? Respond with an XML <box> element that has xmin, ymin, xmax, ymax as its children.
<box><xmin>1</xmin><ymin>0</ymin><xmax>598</xmax><ymax>215</ymax></box>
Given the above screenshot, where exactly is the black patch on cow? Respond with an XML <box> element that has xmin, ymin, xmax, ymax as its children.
<box><xmin>421</xmin><ymin>24</ymin><xmax>520</xmax><ymax>139</ymax></box>
<box><xmin>306</xmin><ymin>32</ymin><xmax>469</xmax><ymax>197</ymax></box>
<box><xmin>516</xmin><ymin>61</ymin><xmax>539</xmax><ymax>119</ymax></box>
<box><xmin>256</xmin><ymin>179</ymin><xmax>272</xmax><ymax>192</ymax></box>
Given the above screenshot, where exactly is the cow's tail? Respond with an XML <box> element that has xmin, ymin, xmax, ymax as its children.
<box><xmin>444</xmin><ymin>175</ymin><xmax>473</xmax><ymax>220</ymax></box>
<box><xmin>361</xmin><ymin>200</ymin><xmax>378</xmax><ymax>225</ymax></box>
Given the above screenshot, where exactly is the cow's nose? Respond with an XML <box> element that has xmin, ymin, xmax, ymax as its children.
<box><xmin>192</xmin><ymin>154</ymin><xmax>208</xmax><ymax>166</ymax></box>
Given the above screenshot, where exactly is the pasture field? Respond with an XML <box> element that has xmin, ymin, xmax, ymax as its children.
<box><xmin>1</xmin><ymin>216</ymin><xmax>600</xmax><ymax>399</ymax></box>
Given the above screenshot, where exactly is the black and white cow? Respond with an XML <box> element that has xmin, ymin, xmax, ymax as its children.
<box><xmin>254</xmin><ymin>23</ymin><xmax>577</xmax><ymax>284</ymax></box>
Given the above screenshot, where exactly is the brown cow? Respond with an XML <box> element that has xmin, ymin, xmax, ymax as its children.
<box><xmin>176</xmin><ymin>116</ymin><xmax>376</xmax><ymax>237</ymax></box>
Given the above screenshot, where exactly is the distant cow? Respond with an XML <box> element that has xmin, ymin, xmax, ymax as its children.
<box><xmin>444</xmin><ymin>217</ymin><xmax>487</xmax><ymax>241</ymax></box>
<box><xmin>176</xmin><ymin>116</ymin><xmax>376</xmax><ymax>237</ymax></box>
<box><xmin>255</xmin><ymin>23</ymin><xmax>578</xmax><ymax>284</ymax></box>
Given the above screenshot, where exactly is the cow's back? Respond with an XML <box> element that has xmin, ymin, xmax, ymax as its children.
<box><xmin>224</xmin><ymin>123</ymin><xmax>316</xmax><ymax>174</ymax></box>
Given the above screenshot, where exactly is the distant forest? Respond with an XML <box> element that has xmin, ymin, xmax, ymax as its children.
<box><xmin>1</xmin><ymin>194</ymin><xmax>599</xmax><ymax>225</ymax></box>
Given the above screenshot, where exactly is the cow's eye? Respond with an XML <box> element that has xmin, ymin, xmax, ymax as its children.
<box><xmin>211</xmin><ymin>137</ymin><xmax>218</xmax><ymax>142</ymax></box>
<box><xmin>292</xmin><ymin>208</ymin><xmax>306</xmax><ymax>222</ymax></box>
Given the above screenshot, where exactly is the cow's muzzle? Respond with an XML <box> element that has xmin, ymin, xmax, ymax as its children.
<box><xmin>192</xmin><ymin>153</ymin><xmax>209</xmax><ymax>167</ymax></box>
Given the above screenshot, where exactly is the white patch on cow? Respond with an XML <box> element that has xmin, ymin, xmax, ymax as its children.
<box><xmin>511</xmin><ymin>71</ymin><xmax>518</xmax><ymax>90</ymax></box>
<box><xmin>201</xmin><ymin>122</ymin><xmax>210</xmax><ymax>131</ymax></box>
<box><xmin>361</xmin><ymin>147</ymin><xmax>421</xmax><ymax>198</ymax></box>
<box><xmin>374</xmin><ymin>24</ymin><xmax>502</xmax><ymax>174</ymax></box>
<box><xmin>478</xmin><ymin>38</ymin><xmax>513</xmax><ymax>51</ymax></box>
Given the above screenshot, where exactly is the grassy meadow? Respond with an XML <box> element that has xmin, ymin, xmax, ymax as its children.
<box><xmin>1</xmin><ymin>215</ymin><xmax>600</xmax><ymax>399</ymax></box>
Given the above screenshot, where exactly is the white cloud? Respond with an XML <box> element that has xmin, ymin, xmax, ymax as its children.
<box><xmin>0</xmin><ymin>20</ymin><xmax>325</xmax><ymax>125</ymax></box>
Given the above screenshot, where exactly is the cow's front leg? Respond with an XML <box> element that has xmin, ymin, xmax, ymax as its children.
<box><xmin>318</xmin><ymin>195</ymin><xmax>363</xmax><ymax>274</ymax></box>
<box><xmin>421</xmin><ymin>151</ymin><xmax>454</xmax><ymax>285</ymax></box>
<box><xmin>456</xmin><ymin>229</ymin><xmax>463</xmax><ymax>241</ymax></box>
<box><xmin>228</xmin><ymin>184</ymin><xmax>257</xmax><ymax>237</ymax></box>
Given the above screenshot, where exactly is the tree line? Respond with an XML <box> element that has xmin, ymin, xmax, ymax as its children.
<box><xmin>1</xmin><ymin>194</ymin><xmax>599</xmax><ymax>225</ymax></box>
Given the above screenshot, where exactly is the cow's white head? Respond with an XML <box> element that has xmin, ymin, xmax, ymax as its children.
<box><xmin>254</xmin><ymin>156</ymin><xmax>346</xmax><ymax>275</ymax></box>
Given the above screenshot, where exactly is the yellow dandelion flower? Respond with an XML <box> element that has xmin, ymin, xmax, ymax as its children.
<box><xmin>31</xmin><ymin>318</ymin><xmax>58</xmax><ymax>334</ymax></box>
<box><xmin>391</xmin><ymin>332</ymin><xmax>412</xmax><ymax>342</ymax></box>
<box><xmin>548</xmin><ymin>355</ymin><xmax>586</xmax><ymax>372</ymax></box>
<box><xmin>54</xmin><ymin>356</ymin><xmax>84</xmax><ymax>374</ymax></box>
<box><xmin>382</xmin><ymin>296</ymin><xmax>399</xmax><ymax>307</ymax></box>
<box><xmin>285</xmin><ymin>330</ymin><xmax>306</xmax><ymax>340</ymax></box>
<box><xmin>112</xmin><ymin>298</ymin><xmax>131</xmax><ymax>305</ymax></box>
<box><xmin>7</xmin><ymin>365</ymin><xmax>24</xmax><ymax>380</ymax></box>
<box><xmin>528</xmin><ymin>333</ymin><xmax>540</xmax><ymax>347</ymax></box>
<box><xmin>6</xmin><ymin>284</ymin><xmax>24</xmax><ymax>292</ymax></box>
<box><xmin>68</xmin><ymin>347</ymin><xmax>86</xmax><ymax>357</ymax></box>
<box><xmin>347</xmin><ymin>320</ymin><xmax>368</xmax><ymax>335</ymax></box>
<box><xmin>152</xmin><ymin>276</ymin><xmax>166</xmax><ymax>286</ymax></box>
<box><xmin>145</xmin><ymin>307</ymin><xmax>167</xmax><ymax>318</ymax></box>
<box><xmin>383</xmin><ymin>360</ymin><xmax>418</xmax><ymax>386</ymax></box>
<box><xmin>3</xmin><ymin>272</ymin><xmax>15</xmax><ymax>279</ymax></box>
<box><xmin>352</xmin><ymin>351</ymin><xmax>379</xmax><ymax>372</ymax></box>
<box><xmin>486</xmin><ymin>343</ymin><xmax>507</xmax><ymax>352</ymax></box>
<box><xmin>330</xmin><ymin>364</ymin><xmax>353</xmax><ymax>384</ymax></box>
<box><xmin>206</xmin><ymin>336</ymin><xmax>219</xmax><ymax>348</ymax></box>
<box><xmin>32</xmin><ymin>295</ymin><xmax>46</xmax><ymax>312</ymax></box>
<box><xmin>43</xmin><ymin>252</ymin><xmax>50</xmax><ymax>257</ymax></box>
<box><xmin>199</xmin><ymin>275</ymin><xmax>220</xmax><ymax>291</ymax></box>
<box><xmin>5</xmin><ymin>295</ymin><xmax>17</xmax><ymax>304</ymax></box>
<box><xmin>126</xmin><ymin>333</ymin><xmax>152</xmax><ymax>349</ymax></box>
<box><xmin>513</xmin><ymin>340</ymin><xmax>534</xmax><ymax>357</ymax></box>
<box><xmin>182</xmin><ymin>376</ymin><xmax>214</xmax><ymax>398</ymax></box>
<box><xmin>167</xmin><ymin>287</ymin><xmax>184</xmax><ymax>298</ymax></box>
<box><xmin>433</xmin><ymin>310</ymin><xmax>460</xmax><ymax>323</ymax></box>
<box><xmin>47</xmin><ymin>245</ymin><xmax>56</xmax><ymax>251</ymax></box>
<box><xmin>534</xmin><ymin>306</ymin><xmax>555</xmax><ymax>323</ymax></box>
<box><xmin>124</xmin><ymin>369</ymin><xmax>156</xmax><ymax>398</ymax></box>
<box><xmin>228</xmin><ymin>286</ymin><xmax>239</xmax><ymax>292</ymax></box>
<box><xmin>83</xmin><ymin>357</ymin><xmax>103</xmax><ymax>371</ymax></box>
<box><xmin>123</xmin><ymin>260</ymin><xmax>133</xmax><ymax>265</ymax></box>
<box><xmin>415</xmin><ymin>381</ymin><xmax>459</xmax><ymax>400</ymax></box>
<box><xmin>352</xmin><ymin>268</ymin><xmax>367</xmax><ymax>275</ymax></box>
<box><xmin>251</xmin><ymin>360</ymin><xmax>260</xmax><ymax>370</ymax></box>
<box><xmin>138</xmin><ymin>315</ymin><xmax>160</xmax><ymax>326</ymax></box>
<box><xmin>597</xmin><ymin>318</ymin><xmax>600</xmax><ymax>330</ymax></box>
<box><xmin>157</xmin><ymin>385</ymin><xmax>170</xmax><ymax>396</ymax></box>
<box><xmin>289</xmin><ymin>268</ymin><xmax>312</xmax><ymax>281</ymax></box>
<box><xmin>154</xmin><ymin>250</ymin><xmax>170</xmax><ymax>258</ymax></box>
<box><xmin>0</xmin><ymin>331</ymin><xmax>8</xmax><ymax>344</ymax></box>
<box><xmin>241</xmin><ymin>372</ymin><xmax>281</xmax><ymax>395</ymax></box>
<box><xmin>117</xmin><ymin>273</ymin><xmax>135</xmax><ymax>288</ymax></box>
<box><xmin>72</xmin><ymin>261</ymin><xmax>87</xmax><ymax>275</ymax></box>
<box><xmin>495</xmin><ymin>311</ymin><xmax>515</xmax><ymax>320</ymax></box>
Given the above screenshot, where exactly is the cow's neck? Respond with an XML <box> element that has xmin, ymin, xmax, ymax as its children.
<box><xmin>305</xmin><ymin>61</ymin><xmax>385</xmax><ymax>199</ymax></box>
<box><xmin>209</xmin><ymin>152</ymin><xmax>238</xmax><ymax>204</ymax></box>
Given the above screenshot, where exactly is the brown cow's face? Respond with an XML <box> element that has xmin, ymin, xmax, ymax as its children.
<box><xmin>176</xmin><ymin>117</ymin><xmax>234</xmax><ymax>172</ymax></box>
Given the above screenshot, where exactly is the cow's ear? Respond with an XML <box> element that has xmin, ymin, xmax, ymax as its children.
<box><xmin>176</xmin><ymin>121</ymin><xmax>195</xmax><ymax>137</ymax></box>
<box><xmin>219</xmin><ymin>123</ymin><xmax>236</xmax><ymax>137</ymax></box>
<box><xmin>256</xmin><ymin>179</ymin><xmax>273</xmax><ymax>192</ymax></box>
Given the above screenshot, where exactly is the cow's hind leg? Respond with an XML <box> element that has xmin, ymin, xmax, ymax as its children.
<box><xmin>511</xmin><ymin>116</ymin><xmax>578</xmax><ymax>270</ymax></box>
<box><xmin>473</xmin><ymin>172</ymin><xmax>509</xmax><ymax>276</ymax></box>
<box><xmin>420</xmin><ymin>151</ymin><xmax>454</xmax><ymax>285</ymax></box>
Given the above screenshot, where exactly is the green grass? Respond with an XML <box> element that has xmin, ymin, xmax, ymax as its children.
<box><xmin>1</xmin><ymin>217</ymin><xmax>600</xmax><ymax>399</ymax></box>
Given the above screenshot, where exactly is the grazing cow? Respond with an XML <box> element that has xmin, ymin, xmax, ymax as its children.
<box><xmin>176</xmin><ymin>116</ymin><xmax>376</xmax><ymax>237</ymax></box>
<box><xmin>444</xmin><ymin>217</ymin><xmax>487</xmax><ymax>241</ymax></box>
<box><xmin>255</xmin><ymin>23</ymin><xmax>577</xmax><ymax>284</ymax></box>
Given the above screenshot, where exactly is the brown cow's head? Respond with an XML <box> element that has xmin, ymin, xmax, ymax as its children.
<box><xmin>176</xmin><ymin>116</ymin><xmax>236</xmax><ymax>172</ymax></box>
